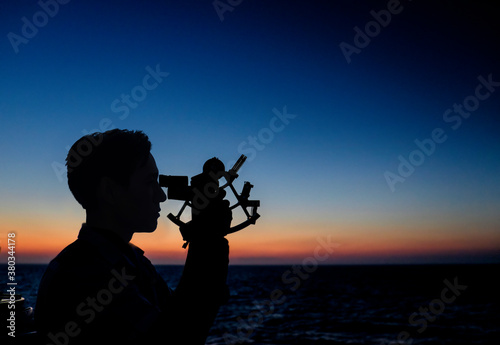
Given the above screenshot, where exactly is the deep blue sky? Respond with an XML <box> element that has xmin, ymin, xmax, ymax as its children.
<box><xmin>1</xmin><ymin>1</ymin><xmax>499</xmax><ymax>264</ymax></box>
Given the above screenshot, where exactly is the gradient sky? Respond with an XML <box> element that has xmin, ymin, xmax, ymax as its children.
<box><xmin>1</xmin><ymin>0</ymin><xmax>499</xmax><ymax>265</ymax></box>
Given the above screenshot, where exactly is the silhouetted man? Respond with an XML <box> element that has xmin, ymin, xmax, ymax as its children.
<box><xmin>35</xmin><ymin>129</ymin><xmax>231</xmax><ymax>345</ymax></box>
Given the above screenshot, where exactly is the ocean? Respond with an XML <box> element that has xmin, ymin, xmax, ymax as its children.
<box><xmin>2</xmin><ymin>264</ymin><xmax>499</xmax><ymax>344</ymax></box>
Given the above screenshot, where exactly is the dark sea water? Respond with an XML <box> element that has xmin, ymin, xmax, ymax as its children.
<box><xmin>1</xmin><ymin>264</ymin><xmax>499</xmax><ymax>344</ymax></box>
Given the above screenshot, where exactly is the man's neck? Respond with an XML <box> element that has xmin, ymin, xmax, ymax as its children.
<box><xmin>85</xmin><ymin>212</ymin><xmax>134</xmax><ymax>243</ymax></box>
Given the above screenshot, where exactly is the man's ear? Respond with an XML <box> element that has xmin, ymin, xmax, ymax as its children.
<box><xmin>97</xmin><ymin>176</ymin><xmax>124</xmax><ymax>205</ymax></box>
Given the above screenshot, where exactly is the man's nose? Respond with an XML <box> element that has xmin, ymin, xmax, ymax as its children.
<box><xmin>157</xmin><ymin>183</ymin><xmax>167</xmax><ymax>202</ymax></box>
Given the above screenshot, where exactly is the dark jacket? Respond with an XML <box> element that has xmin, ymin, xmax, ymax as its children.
<box><xmin>35</xmin><ymin>224</ymin><xmax>229</xmax><ymax>345</ymax></box>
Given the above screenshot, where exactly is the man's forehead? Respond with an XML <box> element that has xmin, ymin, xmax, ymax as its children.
<box><xmin>136</xmin><ymin>153</ymin><xmax>158</xmax><ymax>176</ymax></box>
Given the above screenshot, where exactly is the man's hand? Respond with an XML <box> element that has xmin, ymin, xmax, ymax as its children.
<box><xmin>180</xmin><ymin>196</ymin><xmax>232</xmax><ymax>242</ymax></box>
<box><xmin>197</xmin><ymin>197</ymin><xmax>232</xmax><ymax>234</ymax></box>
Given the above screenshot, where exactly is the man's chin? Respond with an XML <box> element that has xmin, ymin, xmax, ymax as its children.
<box><xmin>133</xmin><ymin>222</ymin><xmax>158</xmax><ymax>233</ymax></box>
<box><xmin>137</xmin><ymin>229</ymin><xmax>156</xmax><ymax>234</ymax></box>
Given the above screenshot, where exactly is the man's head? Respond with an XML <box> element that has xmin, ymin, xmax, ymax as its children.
<box><xmin>67</xmin><ymin>129</ymin><xmax>166</xmax><ymax>235</ymax></box>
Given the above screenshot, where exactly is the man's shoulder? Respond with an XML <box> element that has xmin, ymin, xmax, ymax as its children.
<box><xmin>44</xmin><ymin>238</ymin><xmax>112</xmax><ymax>284</ymax></box>
<box><xmin>52</xmin><ymin>238</ymin><xmax>100</xmax><ymax>266</ymax></box>
<box><xmin>40</xmin><ymin>238</ymin><xmax>132</xmax><ymax>304</ymax></box>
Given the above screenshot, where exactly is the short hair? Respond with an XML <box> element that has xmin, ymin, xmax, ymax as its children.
<box><xmin>66</xmin><ymin>129</ymin><xmax>152</xmax><ymax>209</ymax></box>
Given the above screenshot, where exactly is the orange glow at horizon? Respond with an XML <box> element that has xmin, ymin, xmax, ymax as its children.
<box><xmin>1</xmin><ymin>215</ymin><xmax>499</xmax><ymax>265</ymax></box>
